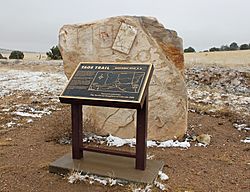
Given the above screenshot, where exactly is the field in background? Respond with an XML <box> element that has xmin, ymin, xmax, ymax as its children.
<box><xmin>1</xmin><ymin>51</ymin><xmax>47</xmax><ymax>61</ymax></box>
<box><xmin>1</xmin><ymin>49</ymin><xmax>250</xmax><ymax>66</ymax></box>
<box><xmin>184</xmin><ymin>50</ymin><xmax>250</xmax><ymax>68</ymax></box>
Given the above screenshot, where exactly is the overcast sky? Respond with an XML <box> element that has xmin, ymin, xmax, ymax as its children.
<box><xmin>0</xmin><ymin>0</ymin><xmax>249</xmax><ymax>52</ymax></box>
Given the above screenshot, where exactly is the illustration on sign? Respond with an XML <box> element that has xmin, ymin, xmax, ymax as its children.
<box><xmin>89</xmin><ymin>71</ymin><xmax>144</xmax><ymax>93</ymax></box>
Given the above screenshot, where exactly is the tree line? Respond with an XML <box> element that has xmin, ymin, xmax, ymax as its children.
<box><xmin>184</xmin><ymin>42</ymin><xmax>250</xmax><ymax>53</ymax></box>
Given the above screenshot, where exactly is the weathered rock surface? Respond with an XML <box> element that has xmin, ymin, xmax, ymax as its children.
<box><xmin>59</xmin><ymin>16</ymin><xmax>187</xmax><ymax>140</ymax></box>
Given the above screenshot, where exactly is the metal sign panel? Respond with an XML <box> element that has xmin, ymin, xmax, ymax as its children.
<box><xmin>60</xmin><ymin>62</ymin><xmax>153</xmax><ymax>104</ymax></box>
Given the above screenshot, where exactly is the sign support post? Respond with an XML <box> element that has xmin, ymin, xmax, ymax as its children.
<box><xmin>136</xmin><ymin>89</ymin><xmax>148</xmax><ymax>170</ymax></box>
<box><xmin>71</xmin><ymin>104</ymin><xmax>83</xmax><ymax>159</ymax></box>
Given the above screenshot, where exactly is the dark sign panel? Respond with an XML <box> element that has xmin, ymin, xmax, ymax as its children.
<box><xmin>60</xmin><ymin>62</ymin><xmax>153</xmax><ymax>103</ymax></box>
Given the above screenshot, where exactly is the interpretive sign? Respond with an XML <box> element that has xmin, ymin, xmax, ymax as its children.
<box><xmin>60</xmin><ymin>62</ymin><xmax>153</xmax><ymax>104</ymax></box>
<box><xmin>51</xmin><ymin>62</ymin><xmax>154</xmax><ymax>173</ymax></box>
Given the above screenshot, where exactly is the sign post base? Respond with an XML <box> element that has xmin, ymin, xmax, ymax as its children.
<box><xmin>49</xmin><ymin>151</ymin><xmax>164</xmax><ymax>184</ymax></box>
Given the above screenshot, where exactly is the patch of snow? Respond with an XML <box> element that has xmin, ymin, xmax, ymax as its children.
<box><xmin>105</xmin><ymin>135</ymin><xmax>190</xmax><ymax>149</ymax></box>
<box><xmin>12</xmin><ymin>111</ymin><xmax>42</xmax><ymax>118</ymax></box>
<box><xmin>108</xmin><ymin>178</ymin><xmax>118</xmax><ymax>186</ymax></box>
<box><xmin>68</xmin><ymin>172</ymin><xmax>88</xmax><ymax>184</ymax></box>
<box><xmin>6</xmin><ymin>121</ymin><xmax>16</xmax><ymax>127</ymax></box>
<box><xmin>233</xmin><ymin>123</ymin><xmax>250</xmax><ymax>131</ymax></box>
<box><xmin>0</xmin><ymin>69</ymin><xmax>67</xmax><ymax>97</ymax></box>
<box><xmin>2</xmin><ymin>108</ymin><xmax>10</xmax><ymax>112</ymax></box>
<box><xmin>157</xmin><ymin>140</ymin><xmax>190</xmax><ymax>149</ymax></box>
<box><xmin>241</xmin><ymin>137</ymin><xmax>250</xmax><ymax>143</ymax></box>
<box><xmin>147</xmin><ymin>140</ymin><xmax>157</xmax><ymax>147</ymax></box>
<box><xmin>158</xmin><ymin>171</ymin><xmax>169</xmax><ymax>181</ymax></box>
<box><xmin>11</xmin><ymin>105</ymin><xmax>53</xmax><ymax>119</ymax></box>
<box><xmin>133</xmin><ymin>184</ymin><xmax>152</xmax><ymax>192</ymax></box>
<box><xmin>68</xmin><ymin>172</ymin><xmax>125</xmax><ymax>186</ymax></box>
<box><xmin>27</xmin><ymin>119</ymin><xmax>33</xmax><ymax>123</ymax></box>
<box><xmin>195</xmin><ymin>143</ymin><xmax>207</xmax><ymax>147</ymax></box>
<box><xmin>106</xmin><ymin>135</ymin><xmax>136</xmax><ymax>147</ymax></box>
<box><xmin>146</xmin><ymin>154</ymin><xmax>155</xmax><ymax>160</ymax></box>
<box><xmin>154</xmin><ymin>181</ymin><xmax>166</xmax><ymax>191</ymax></box>
<box><xmin>89</xmin><ymin>175</ymin><xmax>108</xmax><ymax>185</ymax></box>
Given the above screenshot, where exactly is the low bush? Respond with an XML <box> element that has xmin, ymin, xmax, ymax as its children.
<box><xmin>9</xmin><ymin>50</ymin><xmax>24</xmax><ymax>59</ymax></box>
<box><xmin>46</xmin><ymin>46</ymin><xmax>62</xmax><ymax>60</ymax></box>
<box><xmin>184</xmin><ymin>47</ymin><xmax>196</xmax><ymax>53</ymax></box>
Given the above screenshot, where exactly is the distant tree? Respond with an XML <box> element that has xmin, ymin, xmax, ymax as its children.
<box><xmin>184</xmin><ymin>47</ymin><xmax>196</xmax><ymax>53</ymax></box>
<box><xmin>220</xmin><ymin>45</ymin><xmax>230</xmax><ymax>51</ymax></box>
<box><xmin>239</xmin><ymin>44</ymin><xmax>249</xmax><ymax>50</ymax></box>
<box><xmin>229</xmin><ymin>42</ymin><xmax>239</xmax><ymax>50</ymax></box>
<box><xmin>203</xmin><ymin>50</ymin><xmax>209</xmax><ymax>52</ymax></box>
<box><xmin>9</xmin><ymin>50</ymin><xmax>24</xmax><ymax>59</ymax></box>
<box><xmin>46</xmin><ymin>46</ymin><xmax>62</xmax><ymax>60</ymax></box>
<box><xmin>209</xmin><ymin>47</ymin><xmax>220</xmax><ymax>52</ymax></box>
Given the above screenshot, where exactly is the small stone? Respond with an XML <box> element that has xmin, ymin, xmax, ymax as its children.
<box><xmin>191</xmin><ymin>135</ymin><xmax>197</xmax><ymax>141</ymax></box>
<box><xmin>31</xmin><ymin>98</ymin><xmax>41</xmax><ymax>104</ymax></box>
<box><xmin>196</xmin><ymin>134</ymin><xmax>211</xmax><ymax>145</ymax></box>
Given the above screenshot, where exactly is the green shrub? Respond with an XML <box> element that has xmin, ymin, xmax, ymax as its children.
<box><xmin>220</xmin><ymin>45</ymin><xmax>230</xmax><ymax>51</ymax></box>
<box><xmin>184</xmin><ymin>47</ymin><xmax>195</xmax><ymax>53</ymax></box>
<box><xmin>9</xmin><ymin>50</ymin><xmax>24</xmax><ymax>59</ymax></box>
<box><xmin>0</xmin><ymin>53</ymin><xmax>4</xmax><ymax>59</ymax></box>
<box><xmin>46</xmin><ymin>46</ymin><xmax>62</xmax><ymax>60</ymax></box>
<box><xmin>229</xmin><ymin>42</ymin><xmax>239</xmax><ymax>50</ymax></box>
<box><xmin>239</xmin><ymin>44</ymin><xmax>249</xmax><ymax>50</ymax></box>
<box><xmin>209</xmin><ymin>47</ymin><xmax>220</xmax><ymax>52</ymax></box>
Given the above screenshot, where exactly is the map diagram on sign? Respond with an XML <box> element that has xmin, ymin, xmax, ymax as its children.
<box><xmin>88</xmin><ymin>72</ymin><xmax>145</xmax><ymax>93</ymax></box>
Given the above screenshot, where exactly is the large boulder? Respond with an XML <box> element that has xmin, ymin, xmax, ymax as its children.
<box><xmin>59</xmin><ymin>16</ymin><xmax>187</xmax><ymax>140</ymax></box>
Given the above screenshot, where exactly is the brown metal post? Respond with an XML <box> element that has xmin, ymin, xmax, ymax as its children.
<box><xmin>71</xmin><ymin>104</ymin><xmax>83</xmax><ymax>159</ymax></box>
<box><xmin>136</xmin><ymin>90</ymin><xmax>148</xmax><ymax>170</ymax></box>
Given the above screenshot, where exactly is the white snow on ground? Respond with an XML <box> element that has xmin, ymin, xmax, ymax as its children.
<box><xmin>106</xmin><ymin>135</ymin><xmax>136</xmax><ymax>147</ymax></box>
<box><xmin>154</xmin><ymin>181</ymin><xmax>166</xmax><ymax>191</ymax></box>
<box><xmin>157</xmin><ymin>140</ymin><xmax>190</xmax><ymax>148</ymax></box>
<box><xmin>241</xmin><ymin>137</ymin><xmax>250</xmax><ymax>143</ymax></box>
<box><xmin>68</xmin><ymin>170</ymin><xmax>169</xmax><ymax>191</ymax></box>
<box><xmin>233</xmin><ymin>123</ymin><xmax>250</xmax><ymax>131</ymax></box>
<box><xmin>6</xmin><ymin>121</ymin><xmax>16</xmax><ymax>127</ymax></box>
<box><xmin>0</xmin><ymin>102</ymin><xmax>59</xmax><ymax>130</ymax></box>
<box><xmin>158</xmin><ymin>171</ymin><xmax>169</xmax><ymax>181</ymax></box>
<box><xmin>84</xmin><ymin>134</ymin><xmax>191</xmax><ymax>149</ymax></box>
<box><xmin>27</xmin><ymin>119</ymin><xmax>33</xmax><ymax>123</ymax></box>
<box><xmin>68</xmin><ymin>172</ymin><xmax>125</xmax><ymax>186</ymax></box>
<box><xmin>0</xmin><ymin>69</ymin><xmax>67</xmax><ymax>97</ymax></box>
<box><xmin>107</xmin><ymin>135</ymin><xmax>190</xmax><ymax>148</ymax></box>
<box><xmin>133</xmin><ymin>184</ymin><xmax>152</xmax><ymax>192</ymax></box>
<box><xmin>12</xmin><ymin>111</ymin><xmax>42</xmax><ymax>118</ymax></box>
<box><xmin>0</xmin><ymin>70</ymin><xmax>65</xmax><ymax>129</ymax></box>
<box><xmin>195</xmin><ymin>143</ymin><xmax>207</xmax><ymax>147</ymax></box>
<box><xmin>10</xmin><ymin>105</ymin><xmax>53</xmax><ymax>119</ymax></box>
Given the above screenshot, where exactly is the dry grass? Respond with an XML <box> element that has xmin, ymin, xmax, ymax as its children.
<box><xmin>184</xmin><ymin>50</ymin><xmax>250</xmax><ymax>68</ymax></box>
<box><xmin>1</xmin><ymin>52</ymin><xmax>47</xmax><ymax>61</ymax></box>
